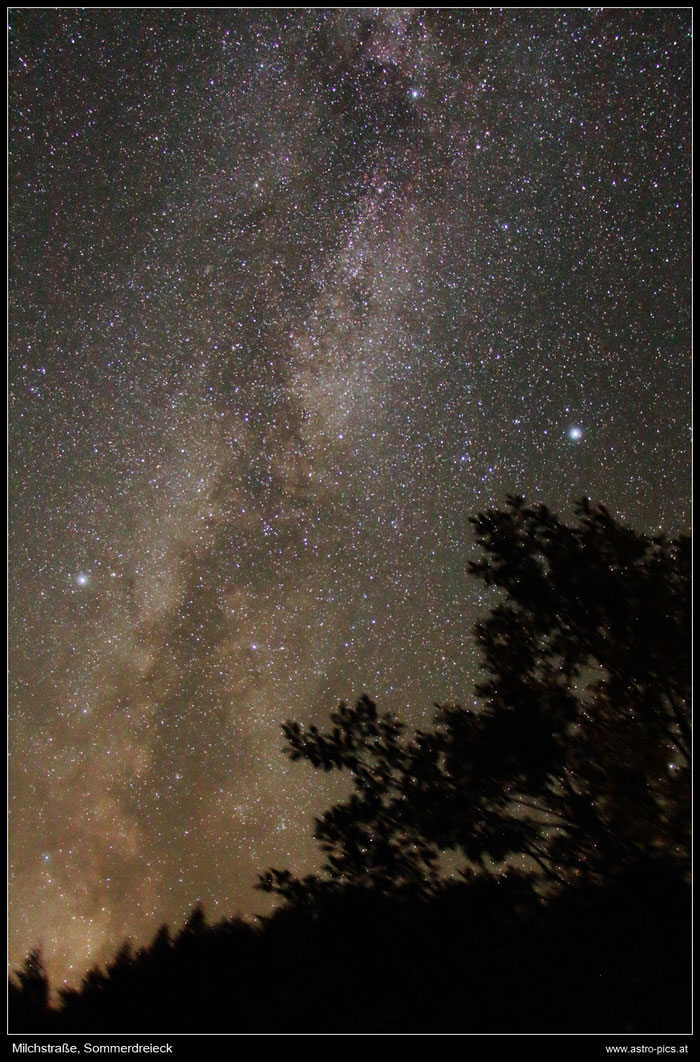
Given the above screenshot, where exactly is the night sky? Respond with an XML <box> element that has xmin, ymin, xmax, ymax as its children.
<box><xmin>9</xmin><ymin>9</ymin><xmax>691</xmax><ymax>990</ymax></box>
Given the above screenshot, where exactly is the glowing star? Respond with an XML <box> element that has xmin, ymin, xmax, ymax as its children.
<box><xmin>568</xmin><ymin>426</ymin><xmax>583</xmax><ymax>441</ymax></box>
<box><xmin>75</xmin><ymin>573</ymin><xmax>90</xmax><ymax>587</ymax></box>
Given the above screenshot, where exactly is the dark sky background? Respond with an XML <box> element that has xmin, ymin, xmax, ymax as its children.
<box><xmin>9</xmin><ymin>8</ymin><xmax>691</xmax><ymax>990</ymax></box>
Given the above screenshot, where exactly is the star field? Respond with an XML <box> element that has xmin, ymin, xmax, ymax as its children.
<box><xmin>8</xmin><ymin>9</ymin><xmax>691</xmax><ymax>989</ymax></box>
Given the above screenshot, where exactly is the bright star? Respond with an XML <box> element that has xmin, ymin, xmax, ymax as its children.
<box><xmin>568</xmin><ymin>426</ymin><xmax>583</xmax><ymax>441</ymax></box>
<box><xmin>75</xmin><ymin>573</ymin><xmax>90</xmax><ymax>587</ymax></box>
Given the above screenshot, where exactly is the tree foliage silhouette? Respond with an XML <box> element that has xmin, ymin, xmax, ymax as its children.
<box><xmin>8</xmin><ymin>948</ymin><xmax>51</xmax><ymax>1031</ymax></box>
<box><xmin>259</xmin><ymin>497</ymin><xmax>690</xmax><ymax>903</ymax></box>
<box><xmin>8</xmin><ymin>497</ymin><xmax>691</xmax><ymax>1033</ymax></box>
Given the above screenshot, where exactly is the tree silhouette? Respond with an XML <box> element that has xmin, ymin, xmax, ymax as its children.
<box><xmin>8</xmin><ymin>498</ymin><xmax>691</xmax><ymax>1033</ymax></box>
<box><xmin>8</xmin><ymin>948</ymin><xmax>51</xmax><ymax>1031</ymax></box>
<box><xmin>259</xmin><ymin>497</ymin><xmax>690</xmax><ymax>903</ymax></box>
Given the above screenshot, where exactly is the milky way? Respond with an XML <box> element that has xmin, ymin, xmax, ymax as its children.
<box><xmin>9</xmin><ymin>9</ymin><xmax>691</xmax><ymax>989</ymax></box>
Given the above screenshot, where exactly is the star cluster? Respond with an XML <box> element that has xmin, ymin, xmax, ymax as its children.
<box><xmin>9</xmin><ymin>9</ymin><xmax>691</xmax><ymax>988</ymax></box>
